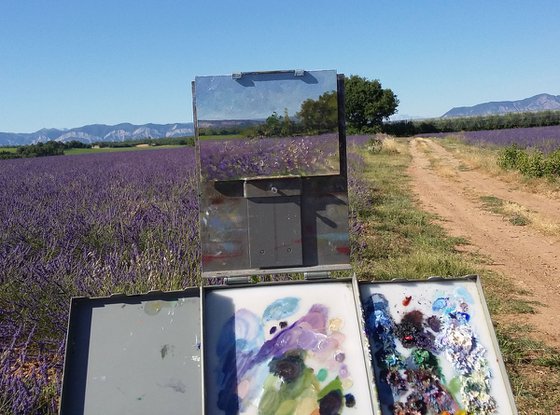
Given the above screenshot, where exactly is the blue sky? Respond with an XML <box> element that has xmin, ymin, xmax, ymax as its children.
<box><xmin>1</xmin><ymin>0</ymin><xmax>559</xmax><ymax>133</ymax></box>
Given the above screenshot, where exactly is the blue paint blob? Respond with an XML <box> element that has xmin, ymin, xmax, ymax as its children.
<box><xmin>456</xmin><ymin>287</ymin><xmax>474</xmax><ymax>304</ymax></box>
<box><xmin>344</xmin><ymin>393</ymin><xmax>356</xmax><ymax>408</ymax></box>
<box><xmin>432</xmin><ymin>297</ymin><xmax>448</xmax><ymax>312</ymax></box>
<box><xmin>457</xmin><ymin>311</ymin><xmax>471</xmax><ymax>322</ymax></box>
<box><xmin>262</xmin><ymin>297</ymin><xmax>300</xmax><ymax>322</ymax></box>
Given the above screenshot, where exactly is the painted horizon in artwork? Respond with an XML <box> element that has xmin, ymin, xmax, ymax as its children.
<box><xmin>203</xmin><ymin>282</ymin><xmax>374</xmax><ymax>415</ymax></box>
<box><xmin>360</xmin><ymin>279</ymin><xmax>516</xmax><ymax>415</ymax></box>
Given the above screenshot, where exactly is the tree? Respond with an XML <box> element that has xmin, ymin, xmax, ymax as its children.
<box><xmin>344</xmin><ymin>75</ymin><xmax>398</xmax><ymax>133</ymax></box>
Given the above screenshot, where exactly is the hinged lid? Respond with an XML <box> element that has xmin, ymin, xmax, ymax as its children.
<box><xmin>193</xmin><ymin>69</ymin><xmax>351</xmax><ymax>278</ymax></box>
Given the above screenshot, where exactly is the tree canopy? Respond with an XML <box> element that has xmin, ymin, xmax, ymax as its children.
<box><xmin>344</xmin><ymin>75</ymin><xmax>399</xmax><ymax>133</ymax></box>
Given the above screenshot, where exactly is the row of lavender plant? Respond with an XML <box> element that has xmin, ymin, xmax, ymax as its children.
<box><xmin>0</xmin><ymin>136</ymin><xmax>373</xmax><ymax>414</ymax></box>
<box><xmin>418</xmin><ymin>125</ymin><xmax>560</xmax><ymax>153</ymax></box>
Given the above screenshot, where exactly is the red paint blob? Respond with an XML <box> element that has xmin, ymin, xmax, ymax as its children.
<box><xmin>336</xmin><ymin>246</ymin><xmax>351</xmax><ymax>255</ymax></box>
<box><xmin>402</xmin><ymin>296</ymin><xmax>412</xmax><ymax>306</ymax></box>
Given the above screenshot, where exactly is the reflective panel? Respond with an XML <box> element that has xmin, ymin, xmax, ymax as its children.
<box><xmin>195</xmin><ymin>70</ymin><xmax>340</xmax><ymax>181</ymax></box>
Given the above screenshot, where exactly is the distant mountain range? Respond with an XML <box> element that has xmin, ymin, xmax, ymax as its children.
<box><xmin>442</xmin><ymin>93</ymin><xmax>560</xmax><ymax>118</ymax></box>
<box><xmin>0</xmin><ymin>123</ymin><xmax>194</xmax><ymax>147</ymax></box>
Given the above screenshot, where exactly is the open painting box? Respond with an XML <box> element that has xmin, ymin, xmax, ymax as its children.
<box><xmin>59</xmin><ymin>276</ymin><xmax>517</xmax><ymax>414</ymax></box>
<box><xmin>59</xmin><ymin>70</ymin><xmax>517</xmax><ymax>414</ymax></box>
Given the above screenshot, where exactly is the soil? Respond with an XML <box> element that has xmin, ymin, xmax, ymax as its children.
<box><xmin>408</xmin><ymin>137</ymin><xmax>560</xmax><ymax>348</ymax></box>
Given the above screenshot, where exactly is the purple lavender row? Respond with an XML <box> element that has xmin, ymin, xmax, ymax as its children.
<box><xmin>418</xmin><ymin>125</ymin><xmax>560</xmax><ymax>153</ymax></box>
<box><xmin>0</xmin><ymin>148</ymin><xmax>200</xmax><ymax>413</ymax></box>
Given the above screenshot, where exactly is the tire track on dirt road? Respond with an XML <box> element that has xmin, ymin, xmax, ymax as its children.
<box><xmin>408</xmin><ymin>137</ymin><xmax>560</xmax><ymax>347</ymax></box>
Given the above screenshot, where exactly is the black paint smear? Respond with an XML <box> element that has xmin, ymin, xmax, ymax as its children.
<box><xmin>268</xmin><ymin>350</ymin><xmax>305</xmax><ymax>383</ymax></box>
<box><xmin>160</xmin><ymin>344</ymin><xmax>170</xmax><ymax>359</ymax></box>
<box><xmin>269</xmin><ymin>326</ymin><xmax>277</xmax><ymax>335</ymax></box>
<box><xmin>395</xmin><ymin>310</ymin><xmax>436</xmax><ymax>351</ymax></box>
<box><xmin>319</xmin><ymin>390</ymin><xmax>343</xmax><ymax>415</ymax></box>
<box><xmin>427</xmin><ymin>315</ymin><xmax>441</xmax><ymax>332</ymax></box>
<box><xmin>344</xmin><ymin>393</ymin><xmax>356</xmax><ymax>408</ymax></box>
<box><xmin>279</xmin><ymin>321</ymin><xmax>288</xmax><ymax>329</ymax></box>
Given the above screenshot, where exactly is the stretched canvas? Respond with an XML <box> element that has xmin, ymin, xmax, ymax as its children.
<box><xmin>360</xmin><ymin>278</ymin><xmax>516</xmax><ymax>415</ymax></box>
<box><xmin>203</xmin><ymin>280</ymin><xmax>375</xmax><ymax>414</ymax></box>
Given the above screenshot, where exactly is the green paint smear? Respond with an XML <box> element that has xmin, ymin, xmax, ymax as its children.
<box><xmin>259</xmin><ymin>368</ymin><xmax>319</xmax><ymax>414</ymax></box>
<box><xmin>448</xmin><ymin>376</ymin><xmax>462</xmax><ymax>396</ymax></box>
<box><xmin>317</xmin><ymin>368</ymin><xmax>328</xmax><ymax>382</ymax></box>
<box><xmin>412</xmin><ymin>348</ymin><xmax>444</xmax><ymax>381</ymax></box>
<box><xmin>318</xmin><ymin>377</ymin><xmax>343</xmax><ymax>400</ymax></box>
<box><xmin>275</xmin><ymin>400</ymin><xmax>297</xmax><ymax>415</ymax></box>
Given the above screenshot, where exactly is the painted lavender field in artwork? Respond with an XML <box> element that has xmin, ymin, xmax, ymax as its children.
<box><xmin>203</xmin><ymin>282</ymin><xmax>373</xmax><ymax>415</ymax></box>
<box><xmin>200</xmin><ymin>133</ymin><xmax>340</xmax><ymax>180</ymax></box>
<box><xmin>360</xmin><ymin>279</ymin><xmax>515</xmax><ymax>415</ymax></box>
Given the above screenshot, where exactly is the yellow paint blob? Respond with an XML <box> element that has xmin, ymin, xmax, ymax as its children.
<box><xmin>328</xmin><ymin>318</ymin><xmax>343</xmax><ymax>331</ymax></box>
<box><xmin>294</xmin><ymin>397</ymin><xmax>318</xmax><ymax>415</ymax></box>
<box><xmin>341</xmin><ymin>378</ymin><xmax>353</xmax><ymax>389</ymax></box>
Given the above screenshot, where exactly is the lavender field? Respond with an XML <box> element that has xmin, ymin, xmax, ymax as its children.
<box><xmin>420</xmin><ymin>125</ymin><xmax>560</xmax><ymax>153</ymax></box>
<box><xmin>0</xmin><ymin>148</ymin><xmax>200</xmax><ymax>413</ymax></box>
<box><xmin>0</xmin><ymin>137</ymin><xmax>372</xmax><ymax>413</ymax></box>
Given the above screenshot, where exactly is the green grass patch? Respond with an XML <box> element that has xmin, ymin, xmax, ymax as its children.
<box><xmin>65</xmin><ymin>145</ymin><xmax>186</xmax><ymax>155</ymax></box>
<box><xmin>351</xmin><ymin>140</ymin><xmax>477</xmax><ymax>280</ymax></box>
<box><xmin>479</xmin><ymin>195</ymin><xmax>531</xmax><ymax>226</ymax></box>
<box><xmin>496</xmin><ymin>324</ymin><xmax>560</xmax><ymax>414</ymax></box>
<box><xmin>479</xmin><ymin>195</ymin><xmax>504</xmax><ymax>212</ymax></box>
<box><xmin>0</xmin><ymin>146</ymin><xmax>18</xmax><ymax>152</ymax></box>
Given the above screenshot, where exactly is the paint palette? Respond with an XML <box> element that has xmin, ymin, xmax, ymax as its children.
<box><xmin>202</xmin><ymin>279</ymin><xmax>376</xmax><ymax>414</ymax></box>
<box><xmin>359</xmin><ymin>276</ymin><xmax>517</xmax><ymax>415</ymax></box>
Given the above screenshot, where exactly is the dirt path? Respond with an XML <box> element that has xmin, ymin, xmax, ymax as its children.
<box><xmin>408</xmin><ymin>137</ymin><xmax>560</xmax><ymax>348</ymax></box>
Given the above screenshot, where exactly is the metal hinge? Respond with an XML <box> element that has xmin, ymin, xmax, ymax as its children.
<box><xmin>303</xmin><ymin>271</ymin><xmax>332</xmax><ymax>280</ymax></box>
<box><xmin>224</xmin><ymin>276</ymin><xmax>253</xmax><ymax>285</ymax></box>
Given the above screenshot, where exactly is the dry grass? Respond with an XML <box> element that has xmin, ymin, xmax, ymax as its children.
<box><xmin>500</xmin><ymin>200</ymin><xmax>560</xmax><ymax>236</ymax></box>
<box><xmin>439</xmin><ymin>137</ymin><xmax>560</xmax><ymax>197</ymax></box>
<box><xmin>380</xmin><ymin>136</ymin><xmax>407</xmax><ymax>154</ymax></box>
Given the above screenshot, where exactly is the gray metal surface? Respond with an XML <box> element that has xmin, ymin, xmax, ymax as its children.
<box><xmin>59</xmin><ymin>289</ymin><xmax>202</xmax><ymax>415</ymax></box>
